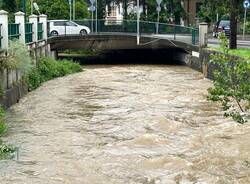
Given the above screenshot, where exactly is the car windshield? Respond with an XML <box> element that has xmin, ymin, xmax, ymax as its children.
<box><xmin>219</xmin><ymin>21</ymin><xmax>230</xmax><ymax>27</ymax></box>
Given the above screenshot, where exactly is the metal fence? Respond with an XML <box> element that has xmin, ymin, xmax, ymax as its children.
<box><xmin>8</xmin><ymin>23</ymin><xmax>20</xmax><ymax>40</ymax></box>
<box><xmin>74</xmin><ymin>19</ymin><xmax>199</xmax><ymax>45</ymax></box>
<box><xmin>38</xmin><ymin>22</ymin><xmax>43</xmax><ymax>40</ymax></box>
<box><xmin>25</xmin><ymin>23</ymin><xmax>33</xmax><ymax>43</ymax></box>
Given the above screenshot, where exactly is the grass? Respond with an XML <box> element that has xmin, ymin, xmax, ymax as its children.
<box><xmin>228</xmin><ymin>49</ymin><xmax>250</xmax><ymax>60</ymax></box>
<box><xmin>0</xmin><ymin>106</ymin><xmax>16</xmax><ymax>160</ymax></box>
<box><xmin>209</xmin><ymin>47</ymin><xmax>250</xmax><ymax>60</ymax></box>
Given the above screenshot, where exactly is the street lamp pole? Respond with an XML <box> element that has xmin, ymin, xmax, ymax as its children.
<box><xmin>137</xmin><ymin>0</ymin><xmax>140</xmax><ymax>45</ymax></box>
<box><xmin>95</xmin><ymin>0</ymin><xmax>98</xmax><ymax>33</ymax></box>
<box><xmin>69</xmin><ymin>0</ymin><xmax>72</xmax><ymax>21</ymax></box>
<box><xmin>22</xmin><ymin>0</ymin><xmax>26</xmax><ymax>14</ymax></box>
<box><xmin>73</xmin><ymin>0</ymin><xmax>75</xmax><ymax>20</ymax></box>
<box><xmin>31</xmin><ymin>0</ymin><xmax>33</xmax><ymax>14</ymax></box>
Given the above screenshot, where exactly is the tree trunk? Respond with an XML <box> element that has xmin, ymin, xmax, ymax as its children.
<box><xmin>229</xmin><ymin>0</ymin><xmax>238</xmax><ymax>49</ymax></box>
<box><xmin>123</xmin><ymin>0</ymin><xmax>128</xmax><ymax>20</ymax></box>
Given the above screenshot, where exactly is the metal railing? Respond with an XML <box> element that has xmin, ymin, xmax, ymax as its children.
<box><xmin>25</xmin><ymin>23</ymin><xmax>33</xmax><ymax>43</ymax></box>
<box><xmin>0</xmin><ymin>24</ymin><xmax>2</xmax><ymax>49</ymax></box>
<box><xmin>38</xmin><ymin>22</ymin><xmax>43</xmax><ymax>40</ymax></box>
<box><xmin>74</xmin><ymin>19</ymin><xmax>199</xmax><ymax>45</ymax></box>
<box><xmin>8</xmin><ymin>23</ymin><xmax>20</xmax><ymax>40</ymax></box>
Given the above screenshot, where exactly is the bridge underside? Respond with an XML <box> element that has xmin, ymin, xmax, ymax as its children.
<box><xmin>48</xmin><ymin>34</ymin><xmax>199</xmax><ymax>52</ymax></box>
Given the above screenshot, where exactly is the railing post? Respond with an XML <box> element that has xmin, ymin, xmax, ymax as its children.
<box><xmin>29</xmin><ymin>14</ymin><xmax>38</xmax><ymax>43</ymax></box>
<box><xmin>0</xmin><ymin>10</ymin><xmax>9</xmax><ymax>50</ymax></box>
<box><xmin>199</xmin><ymin>22</ymin><xmax>208</xmax><ymax>48</ymax></box>
<box><xmin>15</xmin><ymin>11</ymin><xmax>25</xmax><ymax>44</ymax></box>
<box><xmin>174</xmin><ymin>26</ymin><xmax>176</xmax><ymax>40</ymax></box>
<box><xmin>39</xmin><ymin>14</ymin><xmax>47</xmax><ymax>40</ymax></box>
<box><xmin>192</xmin><ymin>28</ymin><xmax>196</xmax><ymax>45</ymax></box>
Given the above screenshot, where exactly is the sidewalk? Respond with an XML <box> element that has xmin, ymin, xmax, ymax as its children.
<box><xmin>207</xmin><ymin>33</ymin><xmax>250</xmax><ymax>41</ymax></box>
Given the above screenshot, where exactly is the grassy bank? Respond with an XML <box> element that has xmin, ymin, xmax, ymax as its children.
<box><xmin>27</xmin><ymin>57</ymin><xmax>82</xmax><ymax>91</ymax></box>
<box><xmin>209</xmin><ymin>47</ymin><xmax>250</xmax><ymax>60</ymax></box>
<box><xmin>0</xmin><ymin>107</ymin><xmax>15</xmax><ymax>159</ymax></box>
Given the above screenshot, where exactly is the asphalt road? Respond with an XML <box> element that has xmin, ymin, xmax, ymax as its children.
<box><xmin>208</xmin><ymin>38</ymin><xmax>250</xmax><ymax>48</ymax></box>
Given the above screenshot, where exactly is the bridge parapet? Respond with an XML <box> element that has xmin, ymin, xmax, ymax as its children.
<box><xmin>71</xmin><ymin>19</ymin><xmax>200</xmax><ymax>46</ymax></box>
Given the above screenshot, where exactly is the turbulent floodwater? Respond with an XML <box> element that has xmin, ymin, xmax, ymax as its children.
<box><xmin>0</xmin><ymin>65</ymin><xmax>250</xmax><ymax>184</ymax></box>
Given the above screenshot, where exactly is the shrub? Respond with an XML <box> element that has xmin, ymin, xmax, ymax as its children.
<box><xmin>0</xmin><ymin>40</ymin><xmax>32</xmax><ymax>74</ymax></box>
<box><xmin>0</xmin><ymin>106</ymin><xmax>6</xmax><ymax>136</ymax></box>
<box><xmin>208</xmin><ymin>33</ymin><xmax>250</xmax><ymax>123</ymax></box>
<box><xmin>26</xmin><ymin>68</ymin><xmax>42</xmax><ymax>91</ymax></box>
<box><xmin>26</xmin><ymin>57</ymin><xmax>82</xmax><ymax>91</ymax></box>
<box><xmin>0</xmin><ymin>106</ymin><xmax>15</xmax><ymax>160</ymax></box>
<box><xmin>0</xmin><ymin>144</ymin><xmax>16</xmax><ymax>160</ymax></box>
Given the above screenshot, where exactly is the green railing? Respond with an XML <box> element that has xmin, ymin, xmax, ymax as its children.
<box><xmin>0</xmin><ymin>24</ymin><xmax>2</xmax><ymax>49</ymax></box>
<box><xmin>38</xmin><ymin>22</ymin><xmax>43</xmax><ymax>40</ymax></box>
<box><xmin>75</xmin><ymin>19</ymin><xmax>199</xmax><ymax>45</ymax></box>
<box><xmin>8</xmin><ymin>23</ymin><xmax>20</xmax><ymax>40</ymax></box>
<box><xmin>25</xmin><ymin>23</ymin><xmax>33</xmax><ymax>43</ymax></box>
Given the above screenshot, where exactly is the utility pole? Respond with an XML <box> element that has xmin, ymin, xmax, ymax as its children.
<box><xmin>73</xmin><ymin>0</ymin><xmax>75</xmax><ymax>20</ymax></box>
<box><xmin>96</xmin><ymin>0</ymin><xmax>98</xmax><ymax>33</ymax></box>
<box><xmin>31</xmin><ymin>0</ymin><xmax>33</xmax><ymax>14</ymax></box>
<box><xmin>22</xmin><ymin>0</ymin><xmax>26</xmax><ymax>14</ymax></box>
<box><xmin>69</xmin><ymin>0</ymin><xmax>72</xmax><ymax>21</ymax></box>
<box><xmin>137</xmin><ymin>0</ymin><xmax>140</xmax><ymax>45</ymax></box>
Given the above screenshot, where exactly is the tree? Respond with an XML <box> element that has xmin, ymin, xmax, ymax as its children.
<box><xmin>0</xmin><ymin>0</ymin><xmax>17</xmax><ymax>13</ymax></box>
<box><xmin>199</xmin><ymin>0</ymin><xmax>230</xmax><ymax>23</ymax></box>
<box><xmin>199</xmin><ymin>0</ymin><xmax>242</xmax><ymax>49</ymax></box>
<box><xmin>208</xmin><ymin>33</ymin><xmax>250</xmax><ymax>123</ymax></box>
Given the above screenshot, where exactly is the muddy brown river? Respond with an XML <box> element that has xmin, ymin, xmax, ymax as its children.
<box><xmin>0</xmin><ymin>65</ymin><xmax>250</xmax><ymax>184</ymax></box>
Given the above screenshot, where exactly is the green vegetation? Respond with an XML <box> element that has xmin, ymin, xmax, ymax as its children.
<box><xmin>61</xmin><ymin>49</ymin><xmax>102</xmax><ymax>57</ymax></box>
<box><xmin>0</xmin><ymin>106</ymin><xmax>16</xmax><ymax>159</ymax></box>
<box><xmin>209</xmin><ymin>47</ymin><xmax>250</xmax><ymax>61</ymax></box>
<box><xmin>0</xmin><ymin>0</ymin><xmax>90</xmax><ymax>20</ymax></box>
<box><xmin>0</xmin><ymin>40</ymin><xmax>32</xmax><ymax>73</ymax></box>
<box><xmin>208</xmin><ymin>33</ymin><xmax>250</xmax><ymax>123</ymax></box>
<box><xmin>27</xmin><ymin>57</ymin><xmax>82</xmax><ymax>91</ymax></box>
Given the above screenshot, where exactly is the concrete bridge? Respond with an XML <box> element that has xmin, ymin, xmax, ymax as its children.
<box><xmin>47</xmin><ymin>19</ymin><xmax>208</xmax><ymax>55</ymax></box>
<box><xmin>48</xmin><ymin>33</ymin><xmax>199</xmax><ymax>53</ymax></box>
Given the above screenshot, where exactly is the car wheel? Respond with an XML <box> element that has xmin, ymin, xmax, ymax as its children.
<box><xmin>80</xmin><ymin>29</ymin><xmax>87</xmax><ymax>36</ymax></box>
<box><xmin>50</xmin><ymin>31</ymin><xmax>58</xmax><ymax>36</ymax></box>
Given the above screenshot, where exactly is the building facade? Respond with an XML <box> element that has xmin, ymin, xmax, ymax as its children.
<box><xmin>105</xmin><ymin>0</ymin><xmax>202</xmax><ymax>26</ymax></box>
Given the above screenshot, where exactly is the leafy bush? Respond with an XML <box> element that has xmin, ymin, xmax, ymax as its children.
<box><xmin>27</xmin><ymin>57</ymin><xmax>82</xmax><ymax>91</ymax></box>
<box><xmin>240</xmin><ymin>21</ymin><xmax>250</xmax><ymax>34</ymax></box>
<box><xmin>0</xmin><ymin>106</ymin><xmax>15</xmax><ymax>160</ymax></box>
<box><xmin>0</xmin><ymin>40</ymin><xmax>32</xmax><ymax>74</ymax></box>
<box><xmin>0</xmin><ymin>106</ymin><xmax>6</xmax><ymax>136</ymax></box>
<box><xmin>208</xmin><ymin>33</ymin><xmax>250</xmax><ymax>123</ymax></box>
<box><xmin>0</xmin><ymin>144</ymin><xmax>16</xmax><ymax>160</ymax></box>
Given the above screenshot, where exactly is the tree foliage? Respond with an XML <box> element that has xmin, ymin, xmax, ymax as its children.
<box><xmin>0</xmin><ymin>0</ymin><xmax>17</xmax><ymax>13</ymax></box>
<box><xmin>208</xmin><ymin>33</ymin><xmax>250</xmax><ymax>123</ymax></box>
<box><xmin>1</xmin><ymin>0</ymin><xmax>90</xmax><ymax>20</ymax></box>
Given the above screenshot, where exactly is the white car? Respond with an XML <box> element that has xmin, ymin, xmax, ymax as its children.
<box><xmin>48</xmin><ymin>20</ymin><xmax>91</xmax><ymax>36</ymax></box>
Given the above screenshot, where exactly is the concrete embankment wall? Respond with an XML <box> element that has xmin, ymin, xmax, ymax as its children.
<box><xmin>185</xmin><ymin>49</ymin><xmax>232</xmax><ymax>80</ymax></box>
<box><xmin>0</xmin><ymin>44</ymin><xmax>48</xmax><ymax>108</ymax></box>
